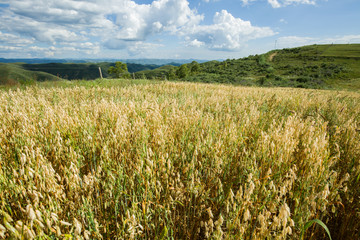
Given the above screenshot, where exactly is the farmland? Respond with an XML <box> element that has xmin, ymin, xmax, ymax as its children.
<box><xmin>0</xmin><ymin>80</ymin><xmax>359</xmax><ymax>239</ymax></box>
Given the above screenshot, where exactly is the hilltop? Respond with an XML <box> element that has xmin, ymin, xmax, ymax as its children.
<box><xmin>139</xmin><ymin>44</ymin><xmax>360</xmax><ymax>90</ymax></box>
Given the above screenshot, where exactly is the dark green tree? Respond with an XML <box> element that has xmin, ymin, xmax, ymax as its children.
<box><xmin>168</xmin><ymin>68</ymin><xmax>177</xmax><ymax>80</ymax></box>
<box><xmin>190</xmin><ymin>61</ymin><xmax>200</xmax><ymax>74</ymax></box>
<box><xmin>176</xmin><ymin>64</ymin><xmax>189</xmax><ymax>78</ymax></box>
<box><xmin>108</xmin><ymin>62</ymin><xmax>130</xmax><ymax>79</ymax></box>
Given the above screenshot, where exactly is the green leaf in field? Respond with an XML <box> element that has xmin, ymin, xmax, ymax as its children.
<box><xmin>63</xmin><ymin>234</ymin><xmax>73</xmax><ymax>240</ymax></box>
<box><xmin>302</xmin><ymin>219</ymin><xmax>332</xmax><ymax>240</ymax></box>
<box><xmin>160</xmin><ymin>226</ymin><xmax>168</xmax><ymax>240</ymax></box>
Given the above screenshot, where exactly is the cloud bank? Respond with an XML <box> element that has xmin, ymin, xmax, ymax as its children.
<box><xmin>276</xmin><ymin>35</ymin><xmax>360</xmax><ymax>48</ymax></box>
<box><xmin>0</xmin><ymin>0</ymin><xmax>275</xmax><ymax>57</ymax></box>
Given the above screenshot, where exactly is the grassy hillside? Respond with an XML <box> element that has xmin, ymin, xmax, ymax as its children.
<box><xmin>0</xmin><ymin>63</ymin><xmax>61</xmax><ymax>85</ymax></box>
<box><xmin>268</xmin><ymin>44</ymin><xmax>360</xmax><ymax>89</ymax></box>
<box><xmin>0</xmin><ymin>80</ymin><xmax>359</xmax><ymax>239</ymax></box>
<box><xmin>22</xmin><ymin>62</ymin><xmax>161</xmax><ymax>80</ymax></box>
<box><xmin>142</xmin><ymin>44</ymin><xmax>360</xmax><ymax>90</ymax></box>
<box><xmin>135</xmin><ymin>65</ymin><xmax>176</xmax><ymax>79</ymax></box>
<box><xmin>0</xmin><ymin>62</ymin><xmax>161</xmax><ymax>84</ymax></box>
<box><xmin>22</xmin><ymin>63</ymin><xmax>107</xmax><ymax>80</ymax></box>
<box><xmin>312</xmin><ymin>44</ymin><xmax>360</xmax><ymax>57</ymax></box>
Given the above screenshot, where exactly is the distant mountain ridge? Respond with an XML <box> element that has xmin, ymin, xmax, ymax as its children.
<box><xmin>0</xmin><ymin>58</ymin><xmax>209</xmax><ymax>65</ymax></box>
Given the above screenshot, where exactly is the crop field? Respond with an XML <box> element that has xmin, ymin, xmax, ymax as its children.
<box><xmin>0</xmin><ymin>80</ymin><xmax>359</xmax><ymax>239</ymax></box>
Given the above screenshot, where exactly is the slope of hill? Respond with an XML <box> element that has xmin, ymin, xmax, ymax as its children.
<box><xmin>142</xmin><ymin>44</ymin><xmax>360</xmax><ymax>90</ymax></box>
<box><xmin>0</xmin><ymin>62</ymin><xmax>162</xmax><ymax>83</ymax></box>
<box><xmin>22</xmin><ymin>63</ymin><xmax>99</xmax><ymax>80</ymax></box>
<box><xmin>22</xmin><ymin>62</ymin><xmax>164</xmax><ymax>80</ymax></box>
<box><xmin>135</xmin><ymin>65</ymin><xmax>176</xmax><ymax>79</ymax></box>
<box><xmin>0</xmin><ymin>63</ymin><xmax>61</xmax><ymax>85</ymax></box>
<box><xmin>269</xmin><ymin>44</ymin><xmax>360</xmax><ymax>89</ymax></box>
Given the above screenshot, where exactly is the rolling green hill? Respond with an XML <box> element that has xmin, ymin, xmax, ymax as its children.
<box><xmin>142</xmin><ymin>44</ymin><xmax>360</xmax><ymax>90</ymax></box>
<box><xmin>0</xmin><ymin>63</ymin><xmax>61</xmax><ymax>85</ymax></box>
<box><xmin>0</xmin><ymin>62</ymin><xmax>162</xmax><ymax>84</ymax></box>
<box><xmin>22</xmin><ymin>62</ymin><xmax>162</xmax><ymax>80</ymax></box>
<box><xmin>22</xmin><ymin>63</ymin><xmax>107</xmax><ymax>80</ymax></box>
<box><xmin>134</xmin><ymin>65</ymin><xmax>176</xmax><ymax>80</ymax></box>
<box><xmin>268</xmin><ymin>44</ymin><xmax>360</xmax><ymax>89</ymax></box>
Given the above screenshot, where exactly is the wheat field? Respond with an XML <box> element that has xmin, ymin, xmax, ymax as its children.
<box><xmin>0</xmin><ymin>81</ymin><xmax>359</xmax><ymax>239</ymax></box>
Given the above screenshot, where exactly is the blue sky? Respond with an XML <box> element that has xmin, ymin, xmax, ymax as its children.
<box><xmin>0</xmin><ymin>0</ymin><xmax>359</xmax><ymax>59</ymax></box>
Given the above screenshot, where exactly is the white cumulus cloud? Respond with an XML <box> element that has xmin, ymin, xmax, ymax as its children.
<box><xmin>276</xmin><ymin>35</ymin><xmax>360</xmax><ymax>48</ymax></box>
<box><xmin>183</xmin><ymin>10</ymin><xmax>275</xmax><ymax>51</ymax></box>
<box><xmin>109</xmin><ymin>0</ymin><xmax>203</xmax><ymax>41</ymax></box>
<box><xmin>277</xmin><ymin>36</ymin><xmax>315</xmax><ymax>48</ymax></box>
<box><xmin>269</xmin><ymin>0</ymin><xmax>316</xmax><ymax>8</ymax></box>
<box><xmin>241</xmin><ymin>0</ymin><xmax>318</xmax><ymax>8</ymax></box>
<box><xmin>186</xmin><ymin>38</ymin><xmax>205</xmax><ymax>47</ymax></box>
<box><xmin>240</xmin><ymin>0</ymin><xmax>257</xmax><ymax>6</ymax></box>
<box><xmin>0</xmin><ymin>31</ymin><xmax>34</xmax><ymax>46</ymax></box>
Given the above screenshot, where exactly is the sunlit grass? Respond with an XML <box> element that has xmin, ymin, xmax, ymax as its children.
<box><xmin>0</xmin><ymin>81</ymin><xmax>359</xmax><ymax>239</ymax></box>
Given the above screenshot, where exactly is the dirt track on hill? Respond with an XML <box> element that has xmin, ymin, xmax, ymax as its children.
<box><xmin>269</xmin><ymin>52</ymin><xmax>278</xmax><ymax>61</ymax></box>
